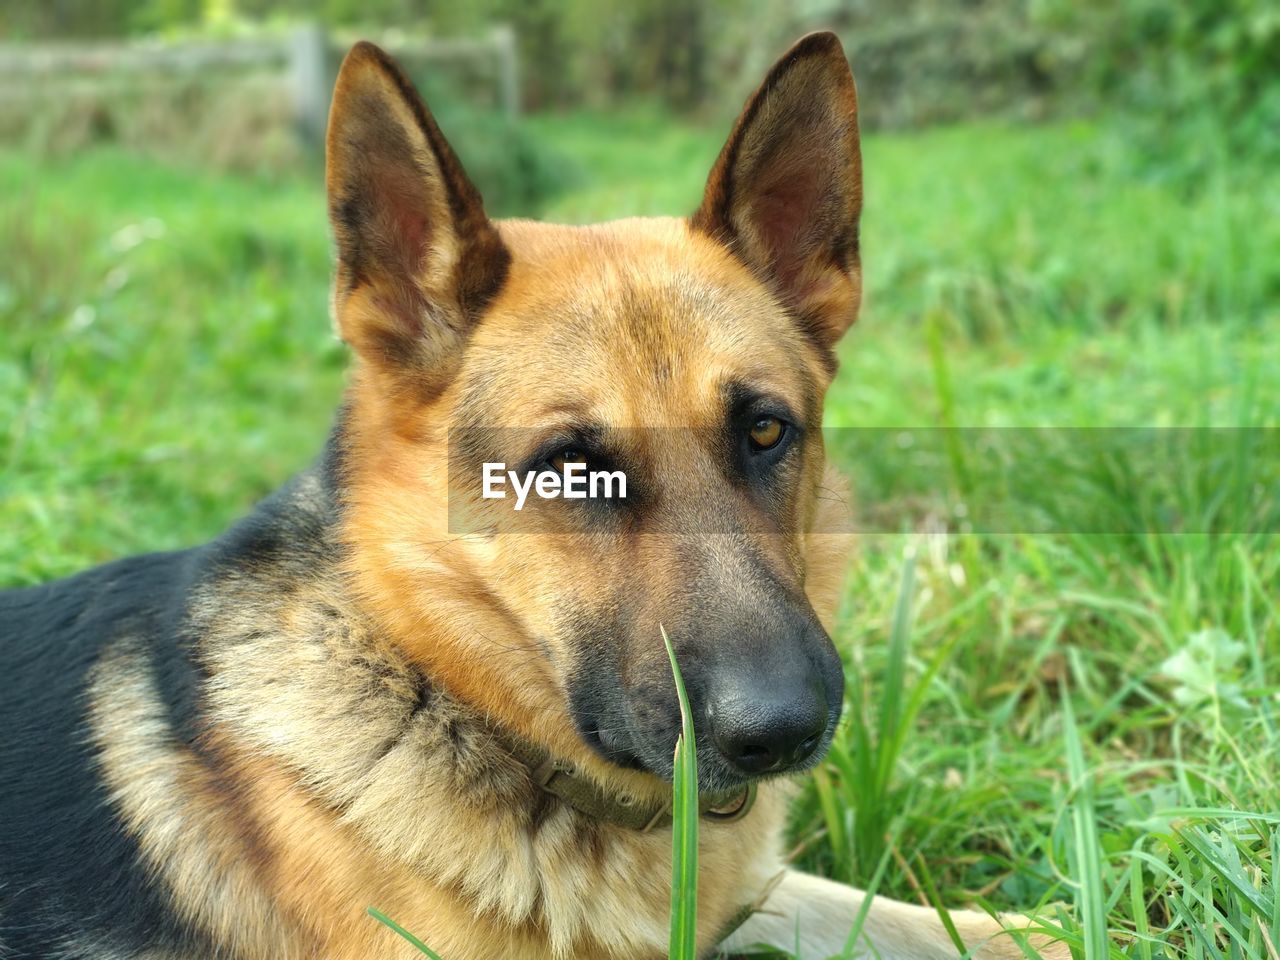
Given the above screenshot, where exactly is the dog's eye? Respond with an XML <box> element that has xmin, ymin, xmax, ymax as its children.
<box><xmin>548</xmin><ymin>449</ymin><xmax>587</xmax><ymax>473</ymax></box>
<box><xmin>747</xmin><ymin>416</ymin><xmax>786</xmax><ymax>452</ymax></box>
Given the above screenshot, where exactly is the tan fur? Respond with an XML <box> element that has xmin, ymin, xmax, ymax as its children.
<box><xmin>90</xmin><ymin>549</ymin><xmax>789</xmax><ymax>958</ymax></box>
<box><xmin>340</xmin><ymin>217</ymin><xmax>839</xmax><ymax>808</ymax></box>
<box><xmin>75</xmin><ymin>32</ymin><xmax>1067</xmax><ymax>960</ymax></box>
<box><xmin>87</xmin><ymin>637</ymin><xmax>302</xmax><ymax>958</ymax></box>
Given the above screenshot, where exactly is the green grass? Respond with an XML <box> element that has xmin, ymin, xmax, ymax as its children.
<box><xmin>3</xmin><ymin>109</ymin><xmax>1278</xmax><ymax>958</ymax></box>
<box><xmin>366</xmin><ymin>907</ymin><xmax>445</xmax><ymax>959</ymax></box>
<box><xmin>664</xmin><ymin>626</ymin><xmax>702</xmax><ymax>960</ymax></box>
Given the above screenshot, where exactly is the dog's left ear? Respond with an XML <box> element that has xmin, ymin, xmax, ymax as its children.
<box><xmin>693</xmin><ymin>32</ymin><xmax>862</xmax><ymax>350</ymax></box>
<box><xmin>326</xmin><ymin>42</ymin><xmax>508</xmax><ymax>391</ymax></box>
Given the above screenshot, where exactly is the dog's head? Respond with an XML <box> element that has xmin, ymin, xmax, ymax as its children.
<box><xmin>327</xmin><ymin>34</ymin><xmax>861</xmax><ymax>794</ymax></box>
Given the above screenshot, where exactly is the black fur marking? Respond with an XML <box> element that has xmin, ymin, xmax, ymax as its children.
<box><xmin>409</xmin><ymin>675</ymin><xmax>438</xmax><ymax>720</ymax></box>
<box><xmin>0</xmin><ymin>552</ymin><xmax>219</xmax><ymax>956</ymax></box>
<box><xmin>563</xmin><ymin>610</ymin><xmax>648</xmax><ymax>774</ymax></box>
<box><xmin>0</xmin><ymin>462</ymin><xmax>342</xmax><ymax>955</ymax></box>
<box><xmin>332</xmin><ymin>193</ymin><xmax>370</xmax><ymax>291</ymax></box>
<box><xmin>321</xmin><ymin>402</ymin><xmax>354</xmax><ymax>510</ymax></box>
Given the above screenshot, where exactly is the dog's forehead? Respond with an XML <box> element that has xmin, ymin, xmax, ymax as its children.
<box><xmin>457</xmin><ymin>218</ymin><xmax>815</xmax><ymax>426</ymax></box>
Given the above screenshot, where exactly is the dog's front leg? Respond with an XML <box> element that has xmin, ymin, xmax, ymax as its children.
<box><xmin>719</xmin><ymin>869</ymin><xmax>1057</xmax><ymax>960</ymax></box>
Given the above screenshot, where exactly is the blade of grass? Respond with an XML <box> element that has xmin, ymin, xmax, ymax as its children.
<box><xmin>1128</xmin><ymin>842</ymin><xmax>1153</xmax><ymax>960</ymax></box>
<box><xmin>911</xmin><ymin>855</ymin><xmax>967</xmax><ymax>957</ymax></box>
<box><xmin>1061</xmin><ymin>686</ymin><xmax>1110</xmax><ymax>960</ymax></box>
<box><xmin>874</xmin><ymin>549</ymin><xmax>917</xmax><ymax>796</ymax></box>
<box><xmin>367</xmin><ymin>907</ymin><xmax>445</xmax><ymax>959</ymax></box>
<box><xmin>813</xmin><ymin>764</ymin><xmax>849</xmax><ymax>882</ymax></box>
<box><xmin>1177</xmin><ymin>825</ymin><xmax>1275</xmax><ymax>920</ymax></box>
<box><xmin>914</xmin><ymin>850</ymin><xmax>969</xmax><ymax>955</ymax></box>
<box><xmin>839</xmin><ymin>821</ymin><xmax>901</xmax><ymax>960</ymax></box>
<box><xmin>662</xmin><ymin>625</ymin><xmax>700</xmax><ymax>960</ymax></box>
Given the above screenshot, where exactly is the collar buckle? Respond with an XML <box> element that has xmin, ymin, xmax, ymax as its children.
<box><xmin>507</xmin><ymin>734</ymin><xmax>757</xmax><ymax>831</ymax></box>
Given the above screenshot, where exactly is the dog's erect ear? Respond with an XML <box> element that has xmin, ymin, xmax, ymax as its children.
<box><xmin>326</xmin><ymin>42</ymin><xmax>508</xmax><ymax>388</ymax></box>
<box><xmin>693</xmin><ymin>32</ymin><xmax>862</xmax><ymax>350</ymax></box>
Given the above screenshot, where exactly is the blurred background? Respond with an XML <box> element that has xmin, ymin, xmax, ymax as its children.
<box><xmin>3</xmin><ymin>2</ymin><xmax>1280</xmax><ymax>955</ymax></box>
<box><xmin>5</xmin><ymin>1</ymin><xmax>1280</xmax><ymax>192</ymax></box>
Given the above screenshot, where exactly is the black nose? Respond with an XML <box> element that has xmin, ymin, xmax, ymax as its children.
<box><xmin>707</xmin><ymin>676</ymin><xmax>828</xmax><ymax>776</ymax></box>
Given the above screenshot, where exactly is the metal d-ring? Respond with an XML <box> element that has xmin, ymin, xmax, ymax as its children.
<box><xmin>701</xmin><ymin>782</ymin><xmax>757</xmax><ymax>823</ymax></box>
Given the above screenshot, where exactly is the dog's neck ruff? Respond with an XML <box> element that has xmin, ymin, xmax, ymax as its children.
<box><xmin>502</xmin><ymin>735</ymin><xmax>756</xmax><ymax>831</ymax></box>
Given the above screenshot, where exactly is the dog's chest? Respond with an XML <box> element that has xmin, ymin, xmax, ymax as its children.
<box><xmin>88</xmin><ymin>574</ymin><xmax>786</xmax><ymax>959</ymax></box>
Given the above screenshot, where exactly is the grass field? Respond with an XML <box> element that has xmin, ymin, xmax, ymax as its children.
<box><xmin>3</xmin><ymin>109</ymin><xmax>1279</xmax><ymax>958</ymax></box>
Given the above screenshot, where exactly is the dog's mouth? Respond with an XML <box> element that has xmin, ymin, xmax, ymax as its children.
<box><xmin>573</xmin><ymin>698</ymin><xmax>841</xmax><ymax>794</ymax></box>
<box><xmin>578</xmin><ymin>724</ymin><xmax>648</xmax><ymax>773</ymax></box>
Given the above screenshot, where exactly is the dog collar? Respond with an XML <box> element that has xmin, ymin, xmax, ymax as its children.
<box><xmin>504</xmin><ymin>737</ymin><xmax>756</xmax><ymax>832</ymax></box>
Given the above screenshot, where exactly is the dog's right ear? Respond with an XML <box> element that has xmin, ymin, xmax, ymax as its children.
<box><xmin>693</xmin><ymin>32</ymin><xmax>862</xmax><ymax>353</ymax></box>
<box><xmin>326</xmin><ymin>42</ymin><xmax>508</xmax><ymax>392</ymax></box>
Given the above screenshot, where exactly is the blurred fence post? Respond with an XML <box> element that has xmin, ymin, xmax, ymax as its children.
<box><xmin>289</xmin><ymin>23</ymin><xmax>333</xmax><ymax>148</ymax></box>
<box><xmin>491</xmin><ymin>24</ymin><xmax>519</xmax><ymax>119</ymax></box>
<box><xmin>0</xmin><ymin>26</ymin><xmax>517</xmax><ymax>159</ymax></box>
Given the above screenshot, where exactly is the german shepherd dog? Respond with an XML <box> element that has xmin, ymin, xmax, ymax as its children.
<box><xmin>0</xmin><ymin>33</ymin><xmax>1061</xmax><ymax>960</ymax></box>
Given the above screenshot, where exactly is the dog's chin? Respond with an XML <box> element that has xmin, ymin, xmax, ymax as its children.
<box><xmin>590</xmin><ymin>723</ymin><xmax>837</xmax><ymax>795</ymax></box>
<box><xmin>576</xmin><ymin>717</ymin><xmax>714</xmax><ymax>786</ymax></box>
<box><xmin>649</xmin><ymin>745</ymin><xmax>760</xmax><ymax>794</ymax></box>
<box><xmin>633</xmin><ymin>740</ymin><xmax>834</xmax><ymax>794</ymax></box>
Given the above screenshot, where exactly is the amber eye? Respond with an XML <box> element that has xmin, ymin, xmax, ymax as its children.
<box><xmin>747</xmin><ymin>416</ymin><xmax>785</xmax><ymax>452</ymax></box>
<box><xmin>549</xmin><ymin>449</ymin><xmax>587</xmax><ymax>473</ymax></box>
